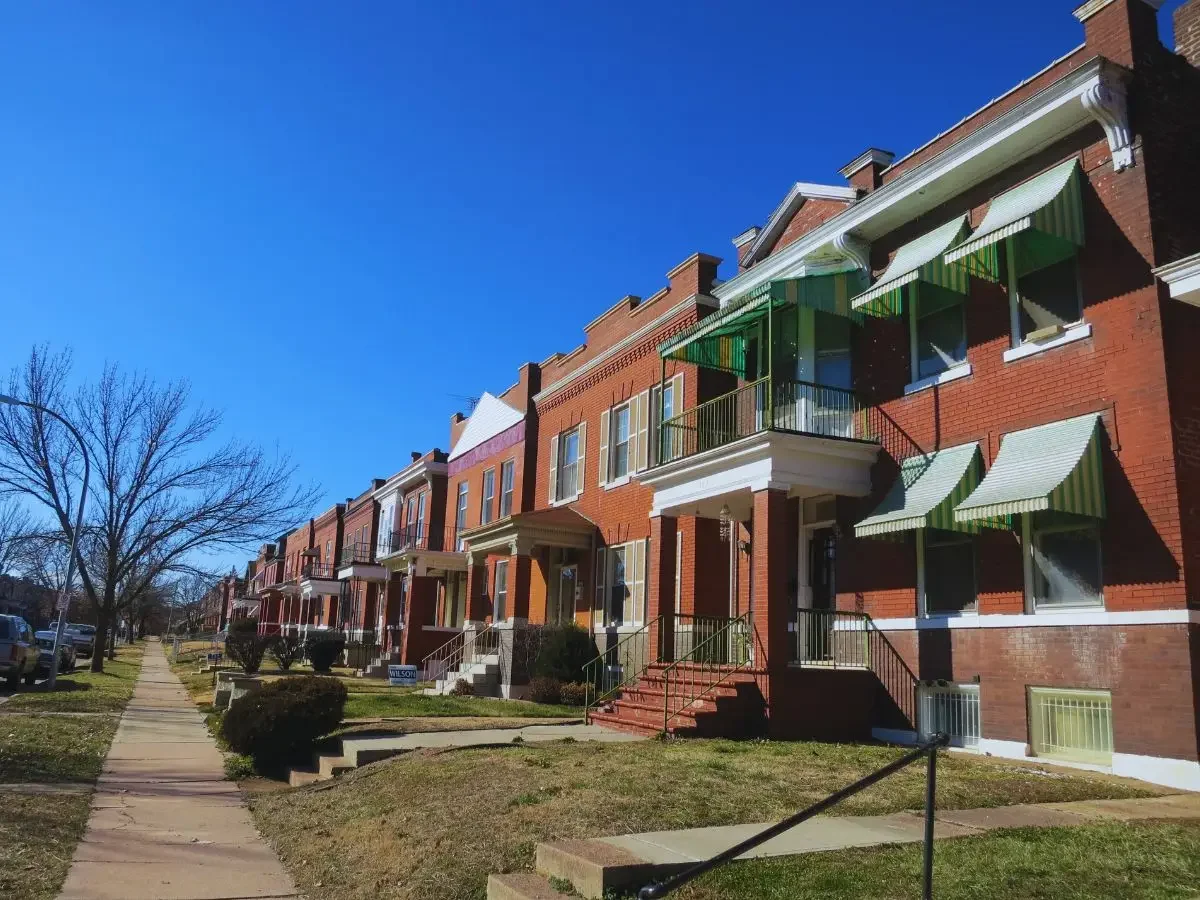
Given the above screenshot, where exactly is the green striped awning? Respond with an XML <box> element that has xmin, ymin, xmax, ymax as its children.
<box><xmin>954</xmin><ymin>413</ymin><xmax>1106</xmax><ymax>524</ymax></box>
<box><xmin>851</xmin><ymin>216</ymin><xmax>972</xmax><ymax>317</ymax></box>
<box><xmin>944</xmin><ymin>158</ymin><xmax>1084</xmax><ymax>282</ymax></box>
<box><xmin>855</xmin><ymin>443</ymin><xmax>993</xmax><ymax>538</ymax></box>
<box><xmin>661</xmin><ymin>270</ymin><xmax>867</xmax><ymax>376</ymax></box>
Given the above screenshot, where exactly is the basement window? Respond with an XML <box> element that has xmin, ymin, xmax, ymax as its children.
<box><xmin>918</xmin><ymin>683</ymin><xmax>981</xmax><ymax>749</ymax></box>
<box><xmin>1028</xmin><ymin>687</ymin><xmax>1113</xmax><ymax>766</ymax></box>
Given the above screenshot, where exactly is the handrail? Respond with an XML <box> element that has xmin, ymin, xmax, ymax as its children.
<box><xmin>420</xmin><ymin>622</ymin><xmax>498</xmax><ymax>684</ymax></box>
<box><xmin>661</xmin><ymin>613</ymin><xmax>752</xmax><ymax>732</ymax></box>
<box><xmin>638</xmin><ymin>733</ymin><xmax>951</xmax><ymax>900</ymax></box>
<box><xmin>583</xmin><ymin>616</ymin><xmax>662</xmax><ymax>717</ymax></box>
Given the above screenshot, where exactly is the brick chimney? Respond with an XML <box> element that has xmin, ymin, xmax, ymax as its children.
<box><xmin>839</xmin><ymin>148</ymin><xmax>895</xmax><ymax>193</ymax></box>
<box><xmin>1074</xmin><ymin>0</ymin><xmax>1164</xmax><ymax>69</ymax></box>
<box><xmin>666</xmin><ymin>252</ymin><xmax>722</xmax><ymax>297</ymax></box>
<box><xmin>1177</xmin><ymin>0</ymin><xmax>1200</xmax><ymax>66</ymax></box>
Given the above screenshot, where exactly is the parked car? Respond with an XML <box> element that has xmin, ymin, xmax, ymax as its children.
<box><xmin>34</xmin><ymin>630</ymin><xmax>76</xmax><ymax>676</ymax></box>
<box><xmin>0</xmin><ymin>614</ymin><xmax>39</xmax><ymax>687</ymax></box>
<box><xmin>66</xmin><ymin>623</ymin><xmax>96</xmax><ymax>658</ymax></box>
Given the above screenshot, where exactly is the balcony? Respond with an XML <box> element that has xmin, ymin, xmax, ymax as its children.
<box><xmin>337</xmin><ymin>541</ymin><xmax>388</xmax><ymax>582</ymax></box>
<box><xmin>298</xmin><ymin>561</ymin><xmax>341</xmax><ymax>597</ymax></box>
<box><xmin>381</xmin><ymin>524</ymin><xmax>458</xmax><ymax>556</ymax></box>
<box><xmin>377</xmin><ymin>524</ymin><xmax>466</xmax><ymax>574</ymax></box>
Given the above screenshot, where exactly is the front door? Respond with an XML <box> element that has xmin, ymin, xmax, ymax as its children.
<box><xmin>553</xmin><ymin>564</ymin><xmax>577</xmax><ymax>626</ymax></box>
<box><xmin>805</xmin><ymin>527</ymin><xmax>837</xmax><ymax>662</ymax></box>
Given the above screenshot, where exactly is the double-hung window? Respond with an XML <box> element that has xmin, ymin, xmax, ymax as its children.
<box><xmin>406</xmin><ymin>496</ymin><xmax>418</xmax><ymax>544</ymax></box>
<box><xmin>499</xmin><ymin>459</ymin><xmax>515</xmax><ymax>517</ymax></box>
<box><xmin>455</xmin><ymin>482</ymin><xmax>469</xmax><ymax>549</ymax></box>
<box><xmin>481</xmin><ymin>468</ymin><xmax>496</xmax><ymax>525</ymax></box>
<box><xmin>1008</xmin><ymin>244</ymin><xmax>1083</xmax><ymax>346</ymax></box>
<box><xmin>650</xmin><ymin>375</ymin><xmax>683</xmax><ymax>466</ymax></box>
<box><xmin>1028</xmin><ymin>511</ymin><xmax>1102</xmax><ymax>609</ymax></box>
<box><xmin>416</xmin><ymin>492</ymin><xmax>427</xmax><ymax>543</ymax></box>
<box><xmin>594</xmin><ymin>539</ymin><xmax>647</xmax><ymax>627</ymax></box>
<box><xmin>909</xmin><ymin>283</ymin><xmax>967</xmax><ymax>383</ymax></box>
<box><xmin>920</xmin><ymin>530</ymin><xmax>977</xmax><ymax>616</ymax></box>
<box><xmin>493</xmin><ymin>560</ymin><xmax>509</xmax><ymax>622</ymax></box>
<box><xmin>610</xmin><ymin>403</ymin><xmax>632</xmax><ymax>481</ymax></box>
<box><xmin>557</xmin><ymin>428</ymin><xmax>580</xmax><ymax>500</ymax></box>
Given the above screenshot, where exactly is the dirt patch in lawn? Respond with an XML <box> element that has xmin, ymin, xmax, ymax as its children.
<box><xmin>249</xmin><ymin>739</ymin><xmax>1163</xmax><ymax>900</ymax></box>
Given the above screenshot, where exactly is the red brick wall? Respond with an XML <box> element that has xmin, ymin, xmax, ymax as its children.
<box><xmin>765</xmin><ymin>198</ymin><xmax>852</xmax><ymax>259</ymax></box>
<box><xmin>1178</xmin><ymin>0</ymin><xmax>1200</xmax><ymax>66</ymax></box>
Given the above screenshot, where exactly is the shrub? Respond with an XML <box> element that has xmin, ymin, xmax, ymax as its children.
<box><xmin>558</xmin><ymin>681</ymin><xmax>588</xmax><ymax>707</ymax></box>
<box><xmin>532</xmin><ymin>624</ymin><xmax>595</xmax><ymax>684</ymax></box>
<box><xmin>305</xmin><ymin>635</ymin><xmax>346</xmax><ymax>673</ymax></box>
<box><xmin>228</xmin><ymin>617</ymin><xmax>259</xmax><ymax>636</ymax></box>
<box><xmin>225</xmin><ymin>632</ymin><xmax>271</xmax><ymax>675</ymax></box>
<box><xmin>220</xmin><ymin>676</ymin><xmax>348</xmax><ymax>769</ymax></box>
<box><xmin>528</xmin><ymin>675</ymin><xmax>562</xmax><ymax>704</ymax></box>
<box><xmin>223</xmin><ymin>753</ymin><xmax>256</xmax><ymax>780</ymax></box>
<box><xmin>271</xmin><ymin>634</ymin><xmax>303</xmax><ymax>671</ymax></box>
<box><xmin>449</xmin><ymin>678</ymin><xmax>474</xmax><ymax>697</ymax></box>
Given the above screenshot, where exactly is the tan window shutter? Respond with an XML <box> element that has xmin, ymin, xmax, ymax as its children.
<box><xmin>631</xmin><ymin>539</ymin><xmax>646</xmax><ymax>625</ymax></box>
<box><xmin>594</xmin><ymin>547</ymin><xmax>607</xmax><ymax>628</ymax></box>
<box><xmin>548</xmin><ymin>434</ymin><xmax>559</xmax><ymax>504</ymax></box>
<box><xmin>576</xmin><ymin>420</ymin><xmax>586</xmax><ymax>497</ymax></box>
<box><xmin>669</xmin><ymin>373</ymin><xmax>685</xmax><ymax>463</ymax></box>
<box><xmin>598</xmin><ymin>409</ymin><xmax>610</xmax><ymax>487</ymax></box>
<box><xmin>636</xmin><ymin>389</ymin><xmax>650</xmax><ymax>472</ymax></box>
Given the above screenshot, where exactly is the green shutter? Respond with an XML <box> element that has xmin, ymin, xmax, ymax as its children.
<box><xmin>850</xmin><ymin>216</ymin><xmax>972</xmax><ymax>318</ymax></box>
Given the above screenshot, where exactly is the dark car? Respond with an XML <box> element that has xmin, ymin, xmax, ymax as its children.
<box><xmin>65</xmin><ymin>623</ymin><xmax>96</xmax><ymax>658</ymax></box>
<box><xmin>34</xmin><ymin>630</ymin><xmax>76</xmax><ymax>676</ymax></box>
<box><xmin>0</xmin><ymin>615</ymin><xmax>39</xmax><ymax>687</ymax></box>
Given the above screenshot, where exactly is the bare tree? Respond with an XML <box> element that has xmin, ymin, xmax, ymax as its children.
<box><xmin>0</xmin><ymin>501</ymin><xmax>34</xmax><ymax>577</ymax></box>
<box><xmin>0</xmin><ymin>347</ymin><xmax>318</xmax><ymax>671</ymax></box>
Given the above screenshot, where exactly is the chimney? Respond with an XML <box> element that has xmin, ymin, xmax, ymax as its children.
<box><xmin>732</xmin><ymin>227</ymin><xmax>760</xmax><ymax>270</ymax></box>
<box><xmin>1074</xmin><ymin>0</ymin><xmax>1164</xmax><ymax>69</ymax></box>
<box><xmin>667</xmin><ymin>252</ymin><xmax>722</xmax><ymax>297</ymax></box>
<box><xmin>1177</xmin><ymin>0</ymin><xmax>1200</xmax><ymax>67</ymax></box>
<box><xmin>411</xmin><ymin>451</ymin><xmax>422</xmax><ymax>463</ymax></box>
<box><xmin>839</xmin><ymin>148</ymin><xmax>895</xmax><ymax>193</ymax></box>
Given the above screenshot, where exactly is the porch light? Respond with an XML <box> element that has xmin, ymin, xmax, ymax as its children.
<box><xmin>718</xmin><ymin>504</ymin><xmax>733</xmax><ymax>543</ymax></box>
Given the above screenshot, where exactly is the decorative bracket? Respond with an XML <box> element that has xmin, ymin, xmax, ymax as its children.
<box><xmin>833</xmin><ymin>231</ymin><xmax>872</xmax><ymax>273</ymax></box>
<box><xmin>1081</xmin><ymin>68</ymin><xmax>1133</xmax><ymax>172</ymax></box>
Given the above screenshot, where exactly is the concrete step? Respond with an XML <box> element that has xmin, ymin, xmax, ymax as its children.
<box><xmin>287</xmin><ymin>766</ymin><xmax>323</xmax><ymax>788</ymax></box>
<box><xmin>486</xmin><ymin>873</ymin><xmax>573</xmax><ymax>900</ymax></box>
<box><xmin>317</xmin><ymin>752</ymin><xmax>353</xmax><ymax>779</ymax></box>
<box><xmin>535</xmin><ymin>838</ymin><xmax>679</xmax><ymax>899</ymax></box>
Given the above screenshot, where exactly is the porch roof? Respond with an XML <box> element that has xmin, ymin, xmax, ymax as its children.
<box><xmin>457</xmin><ymin>507</ymin><xmax>597</xmax><ymax>557</ymax></box>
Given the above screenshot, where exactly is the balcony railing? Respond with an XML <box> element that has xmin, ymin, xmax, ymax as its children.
<box><xmin>339</xmin><ymin>542</ymin><xmax>376</xmax><ymax>567</ymax></box>
<box><xmin>300</xmin><ymin>562</ymin><xmax>337</xmax><ymax>580</ymax></box>
<box><xmin>379</xmin><ymin>523</ymin><xmax>458</xmax><ymax>556</ymax></box>
<box><xmin>658</xmin><ymin>377</ymin><xmax>875</xmax><ymax>466</ymax></box>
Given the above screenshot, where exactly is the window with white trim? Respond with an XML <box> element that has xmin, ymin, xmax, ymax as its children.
<box><xmin>594</xmin><ymin>539</ymin><xmax>647</xmax><ymax>627</ymax></box>
<box><xmin>1006</xmin><ymin>238</ymin><xmax>1083</xmax><ymax>347</ymax></box>
<box><xmin>917</xmin><ymin>683</ymin><xmax>980</xmax><ymax>749</ymax></box>
<box><xmin>500</xmin><ymin>459</ymin><xmax>515</xmax><ymax>517</ymax></box>
<box><xmin>610</xmin><ymin>403</ymin><xmax>632</xmax><ymax>480</ymax></box>
<box><xmin>651</xmin><ymin>375</ymin><xmax>684</xmax><ymax>466</ymax></box>
<box><xmin>909</xmin><ymin>283</ymin><xmax>967</xmax><ymax>382</ymax></box>
<box><xmin>1028</xmin><ymin>687</ymin><xmax>1113</xmax><ymax>765</ymax></box>
<box><xmin>920</xmin><ymin>530</ymin><xmax>977</xmax><ymax>616</ymax></box>
<box><xmin>455</xmin><ymin>481</ymin><xmax>468</xmax><ymax>542</ymax></box>
<box><xmin>493</xmin><ymin>560</ymin><xmax>509</xmax><ymax>622</ymax></box>
<box><xmin>1028</xmin><ymin>511</ymin><xmax>1102</xmax><ymax>609</ymax></box>
<box><xmin>557</xmin><ymin>428</ymin><xmax>580</xmax><ymax>500</ymax></box>
<box><xmin>417</xmin><ymin>491</ymin><xmax>427</xmax><ymax>536</ymax></box>
<box><xmin>481</xmin><ymin>468</ymin><xmax>496</xmax><ymax>525</ymax></box>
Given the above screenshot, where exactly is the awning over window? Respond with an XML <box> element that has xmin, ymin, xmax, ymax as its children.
<box><xmin>660</xmin><ymin>270</ymin><xmax>867</xmax><ymax>377</ymax></box>
<box><xmin>944</xmin><ymin>158</ymin><xmax>1084</xmax><ymax>282</ymax></box>
<box><xmin>851</xmin><ymin>216</ymin><xmax>972</xmax><ymax>318</ymax></box>
<box><xmin>954</xmin><ymin>413</ymin><xmax>1105</xmax><ymax>524</ymax></box>
<box><xmin>855</xmin><ymin>442</ymin><xmax>991</xmax><ymax>538</ymax></box>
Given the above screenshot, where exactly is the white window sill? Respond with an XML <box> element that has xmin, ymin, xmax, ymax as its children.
<box><xmin>904</xmin><ymin>364</ymin><xmax>972</xmax><ymax>396</ymax></box>
<box><xmin>550</xmin><ymin>494</ymin><xmax>580</xmax><ymax>508</ymax></box>
<box><xmin>604</xmin><ymin>474</ymin><xmax>632</xmax><ymax>491</ymax></box>
<box><xmin>1003</xmin><ymin>322</ymin><xmax>1091</xmax><ymax>363</ymax></box>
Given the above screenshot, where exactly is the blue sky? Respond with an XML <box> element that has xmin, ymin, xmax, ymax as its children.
<box><xmin>0</xmin><ymin>1</ymin><xmax>1186</xmax><ymax>564</ymax></box>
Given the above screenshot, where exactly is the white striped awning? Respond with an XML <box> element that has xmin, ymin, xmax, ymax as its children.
<box><xmin>944</xmin><ymin>158</ymin><xmax>1084</xmax><ymax>282</ymax></box>
<box><xmin>855</xmin><ymin>443</ymin><xmax>991</xmax><ymax>538</ymax></box>
<box><xmin>954</xmin><ymin>413</ymin><xmax>1105</xmax><ymax>524</ymax></box>
<box><xmin>851</xmin><ymin>216</ymin><xmax>972</xmax><ymax>317</ymax></box>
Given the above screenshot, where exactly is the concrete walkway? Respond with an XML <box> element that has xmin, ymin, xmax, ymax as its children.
<box><xmin>58</xmin><ymin>642</ymin><xmax>299</xmax><ymax>900</ymax></box>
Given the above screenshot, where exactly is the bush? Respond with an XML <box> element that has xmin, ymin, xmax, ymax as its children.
<box><xmin>223</xmin><ymin>753</ymin><xmax>256</xmax><ymax>780</ymax></box>
<box><xmin>532</xmin><ymin>624</ymin><xmax>595</xmax><ymax>684</ymax></box>
<box><xmin>220</xmin><ymin>676</ymin><xmax>348</xmax><ymax>769</ymax></box>
<box><xmin>528</xmin><ymin>675</ymin><xmax>562</xmax><ymax>704</ymax></box>
<box><xmin>225</xmin><ymin>632</ymin><xmax>271</xmax><ymax>675</ymax></box>
<box><xmin>271</xmin><ymin>634</ymin><xmax>303</xmax><ymax>671</ymax></box>
<box><xmin>305</xmin><ymin>635</ymin><xmax>345</xmax><ymax>673</ymax></box>
<box><xmin>228</xmin><ymin>617</ymin><xmax>259</xmax><ymax>636</ymax></box>
<box><xmin>449</xmin><ymin>678</ymin><xmax>474</xmax><ymax>697</ymax></box>
<box><xmin>558</xmin><ymin>681</ymin><xmax>588</xmax><ymax>707</ymax></box>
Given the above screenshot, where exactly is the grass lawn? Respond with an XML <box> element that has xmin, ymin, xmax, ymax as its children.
<box><xmin>342</xmin><ymin>687</ymin><xmax>580</xmax><ymax>720</ymax></box>
<box><xmin>2</xmin><ymin>643</ymin><xmax>145</xmax><ymax>713</ymax></box>
<box><xmin>0</xmin><ymin>793</ymin><xmax>92</xmax><ymax>900</ymax></box>
<box><xmin>249</xmin><ymin>739</ymin><xmax>1162</xmax><ymax>900</ymax></box>
<box><xmin>0</xmin><ymin>714</ymin><xmax>118</xmax><ymax>783</ymax></box>
<box><xmin>661</xmin><ymin>820</ymin><xmax>1200</xmax><ymax>900</ymax></box>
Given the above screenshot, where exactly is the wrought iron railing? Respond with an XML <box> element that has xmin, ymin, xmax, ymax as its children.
<box><xmin>339</xmin><ymin>542</ymin><xmax>376</xmax><ymax>566</ymax></box>
<box><xmin>380</xmin><ymin>524</ymin><xmax>458</xmax><ymax>556</ymax></box>
<box><xmin>420</xmin><ymin>622</ymin><xmax>499</xmax><ymax>683</ymax></box>
<box><xmin>638</xmin><ymin>733</ymin><xmax>951</xmax><ymax>899</ymax></box>
<box><xmin>300</xmin><ymin>562</ymin><xmax>337</xmax><ymax>580</ymax></box>
<box><xmin>658</xmin><ymin>377</ymin><xmax>875</xmax><ymax>465</ymax></box>
<box><xmin>661</xmin><ymin>614</ymin><xmax>753</xmax><ymax>732</ymax></box>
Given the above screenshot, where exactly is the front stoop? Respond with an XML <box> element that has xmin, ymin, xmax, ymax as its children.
<box><xmin>285</xmin><ymin>739</ymin><xmax>407</xmax><ymax>786</ymax></box>
<box><xmin>590</xmin><ymin>665</ymin><xmax>767</xmax><ymax>739</ymax></box>
<box><xmin>486</xmin><ymin>838</ymin><xmax>685</xmax><ymax>899</ymax></box>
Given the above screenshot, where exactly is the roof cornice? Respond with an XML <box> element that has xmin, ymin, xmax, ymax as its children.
<box><xmin>716</xmin><ymin>56</ymin><xmax>1127</xmax><ymax>304</ymax></box>
<box><xmin>741</xmin><ymin>182</ymin><xmax>860</xmax><ymax>267</ymax></box>
<box><xmin>372</xmin><ymin>457</ymin><xmax>448</xmax><ymax>502</ymax></box>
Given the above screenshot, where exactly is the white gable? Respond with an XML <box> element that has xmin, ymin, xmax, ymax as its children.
<box><xmin>448</xmin><ymin>392</ymin><xmax>524</xmax><ymax>462</ymax></box>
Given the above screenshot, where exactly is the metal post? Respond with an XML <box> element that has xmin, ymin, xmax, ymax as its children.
<box><xmin>659</xmin><ymin>357</ymin><xmax>667</xmax><ymax>463</ymax></box>
<box><xmin>923</xmin><ymin>743</ymin><xmax>938</xmax><ymax>900</ymax></box>
<box><xmin>766</xmin><ymin>302</ymin><xmax>774</xmax><ymax>428</ymax></box>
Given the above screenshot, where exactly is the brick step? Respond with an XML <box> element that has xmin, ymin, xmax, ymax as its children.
<box><xmin>618</xmin><ymin>684</ymin><xmax>741</xmax><ymax>707</ymax></box>
<box><xmin>604</xmin><ymin>697</ymin><xmax>720</xmax><ymax>726</ymax></box>
<box><xmin>588</xmin><ymin>709</ymin><xmax>684</xmax><ymax>737</ymax></box>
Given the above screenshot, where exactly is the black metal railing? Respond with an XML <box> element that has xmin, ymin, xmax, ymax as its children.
<box><xmin>339</xmin><ymin>541</ymin><xmax>376</xmax><ymax>567</ymax></box>
<box><xmin>380</xmin><ymin>524</ymin><xmax>458</xmax><ymax>556</ymax></box>
<box><xmin>300</xmin><ymin>562</ymin><xmax>337</xmax><ymax>580</ymax></box>
<box><xmin>658</xmin><ymin>377</ymin><xmax>876</xmax><ymax>466</ymax></box>
<box><xmin>638</xmin><ymin>733</ymin><xmax>951</xmax><ymax>900</ymax></box>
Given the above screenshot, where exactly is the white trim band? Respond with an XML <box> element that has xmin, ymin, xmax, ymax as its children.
<box><xmin>869</xmin><ymin>608</ymin><xmax>1200</xmax><ymax>631</ymax></box>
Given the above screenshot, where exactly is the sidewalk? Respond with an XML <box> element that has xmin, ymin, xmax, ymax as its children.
<box><xmin>57</xmin><ymin>642</ymin><xmax>299</xmax><ymax>900</ymax></box>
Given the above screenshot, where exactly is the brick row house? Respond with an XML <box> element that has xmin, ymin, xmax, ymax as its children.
<box><xmin>227</xmin><ymin>0</ymin><xmax>1200</xmax><ymax>791</ymax></box>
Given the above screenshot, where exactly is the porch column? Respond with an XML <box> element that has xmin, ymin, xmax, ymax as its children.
<box><xmin>751</xmin><ymin>488</ymin><xmax>790</xmax><ymax>691</ymax></box>
<box><xmin>399</xmin><ymin>575</ymin><xmax>438</xmax><ymax>665</ymax></box>
<box><xmin>465</xmin><ymin>555</ymin><xmax>490</xmax><ymax>622</ymax></box>
<box><xmin>648</xmin><ymin>514</ymin><xmax>678</xmax><ymax>660</ymax></box>
<box><xmin>510</xmin><ymin>548</ymin><xmax>533</xmax><ymax>623</ymax></box>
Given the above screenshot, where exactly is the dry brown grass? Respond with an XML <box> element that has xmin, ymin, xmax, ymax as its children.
<box><xmin>249</xmin><ymin>739</ymin><xmax>1162</xmax><ymax>900</ymax></box>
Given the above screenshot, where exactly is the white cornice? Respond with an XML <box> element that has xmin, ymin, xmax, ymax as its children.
<box><xmin>732</xmin><ymin>226</ymin><xmax>760</xmax><ymax>249</ymax></box>
<box><xmin>1153</xmin><ymin>251</ymin><xmax>1200</xmax><ymax>306</ymax></box>
<box><xmin>371</xmin><ymin>457</ymin><xmax>448</xmax><ymax>503</ymax></box>
<box><xmin>716</xmin><ymin>57</ymin><xmax>1127</xmax><ymax>305</ymax></box>
<box><xmin>1073</xmin><ymin>0</ymin><xmax>1163</xmax><ymax>22</ymax></box>
<box><xmin>839</xmin><ymin>148</ymin><xmax>895</xmax><ymax>178</ymax></box>
<box><xmin>533</xmin><ymin>294</ymin><xmax>717</xmax><ymax>404</ymax></box>
<box><xmin>741</xmin><ymin>182</ymin><xmax>860</xmax><ymax>267</ymax></box>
